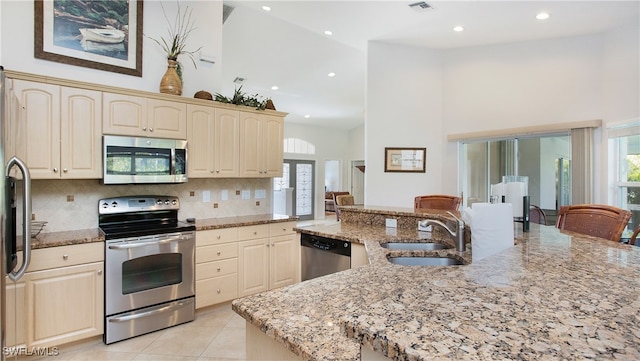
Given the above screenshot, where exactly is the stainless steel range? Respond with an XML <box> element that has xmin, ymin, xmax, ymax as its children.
<box><xmin>98</xmin><ymin>196</ymin><xmax>196</xmax><ymax>344</ymax></box>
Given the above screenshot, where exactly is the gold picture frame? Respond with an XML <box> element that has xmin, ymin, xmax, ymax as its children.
<box><xmin>384</xmin><ymin>147</ymin><xmax>426</xmax><ymax>173</ymax></box>
<box><xmin>34</xmin><ymin>0</ymin><xmax>143</xmax><ymax>76</ymax></box>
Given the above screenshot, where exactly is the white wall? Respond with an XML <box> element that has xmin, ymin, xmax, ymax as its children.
<box><xmin>366</xmin><ymin>42</ymin><xmax>444</xmax><ymax>207</ymax></box>
<box><xmin>364</xmin><ymin>21</ymin><xmax>639</xmax><ymax>207</ymax></box>
<box><xmin>0</xmin><ymin>1</ymin><xmax>222</xmax><ymax>98</ymax></box>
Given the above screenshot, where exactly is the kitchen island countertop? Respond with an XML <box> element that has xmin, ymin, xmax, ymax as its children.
<box><xmin>232</xmin><ymin>222</ymin><xmax>640</xmax><ymax>360</ymax></box>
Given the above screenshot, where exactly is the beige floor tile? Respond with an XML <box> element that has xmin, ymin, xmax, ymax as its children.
<box><xmin>133</xmin><ymin>354</ymin><xmax>198</xmax><ymax>360</ymax></box>
<box><xmin>67</xmin><ymin>349</ymin><xmax>138</xmax><ymax>360</ymax></box>
<box><xmin>200</xmin><ymin>327</ymin><xmax>246</xmax><ymax>360</ymax></box>
<box><xmin>224</xmin><ymin>313</ymin><xmax>247</xmax><ymax>329</ymax></box>
<box><xmin>102</xmin><ymin>329</ymin><xmax>164</xmax><ymax>353</ymax></box>
<box><xmin>141</xmin><ymin>325</ymin><xmax>219</xmax><ymax>357</ymax></box>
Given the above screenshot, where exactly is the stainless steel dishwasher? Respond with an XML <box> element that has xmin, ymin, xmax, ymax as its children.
<box><xmin>301</xmin><ymin>233</ymin><xmax>351</xmax><ymax>281</ymax></box>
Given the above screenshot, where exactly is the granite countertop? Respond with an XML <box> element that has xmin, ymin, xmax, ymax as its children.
<box><xmin>232</xmin><ymin>223</ymin><xmax>640</xmax><ymax>361</ymax></box>
<box><xmin>25</xmin><ymin>214</ymin><xmax>297</xmax><ymax>250</ymax></box>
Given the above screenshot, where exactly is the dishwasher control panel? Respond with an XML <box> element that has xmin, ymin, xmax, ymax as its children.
<box><xmin>300</xmin><ymin>233</ymin><xmax>351</xmax><ymax>256</ymax></box>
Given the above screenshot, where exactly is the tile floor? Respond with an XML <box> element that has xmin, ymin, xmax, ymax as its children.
<box><xmin>19</xmin><ymin>217</ymin><xmax>338</xmax><ymax>361</ymax></box>
<box><xmin>22</xmin><ymin>302</ymin><xmax>247</xmax><ymax>361</ymax></box>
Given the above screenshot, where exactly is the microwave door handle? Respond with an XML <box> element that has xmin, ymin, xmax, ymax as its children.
<box><xmin>170</xmin><ymin>148</ymin><xmax>176</xmax><ymax>175</ymax></box>
<box><xmin>6</xmin><ymin>156</ymin><xmax>31</xmax><ymax>281</ymax></box>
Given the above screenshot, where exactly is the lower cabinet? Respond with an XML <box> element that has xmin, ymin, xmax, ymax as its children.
<box><xmin>238</xmin><ymin>222</ymin><xmax>299</xmax><ymax>298</ymax></box>
<box><xmin>195</xmin><ymin>228</ymin><xmax>239</xmax><ymax>309</ymax></box>
<box><xmin>4</xmin><ymin>243</ymin><xmax>104</xmax><ymax>349</ymax></box>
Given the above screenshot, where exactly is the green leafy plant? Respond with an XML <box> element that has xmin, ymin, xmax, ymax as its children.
<box><xmin>214</xmin><ymin>86</ymin><xmax>271</xmax><ymax>110</ymax></box>
<box><xmin>148</xmin><ymin>2</ymin><xmax>202</xmax><ymax>69</ymax></box>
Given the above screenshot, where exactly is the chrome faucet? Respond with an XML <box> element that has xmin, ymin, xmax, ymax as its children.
<box><xmin>422</xmin><ymin>211</ymin><xmax>466</xmax><ymax>252</ymax></box>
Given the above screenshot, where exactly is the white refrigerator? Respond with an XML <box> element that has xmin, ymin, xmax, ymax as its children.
<box><xmin>0</xmin><ymin>66</ymin><xmax>33</xmax><ymax>361</ymax></box>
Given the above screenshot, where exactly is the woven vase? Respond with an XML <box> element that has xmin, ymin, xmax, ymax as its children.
<box><xmin>159</xmin><ymin>59</ymin><xmax>182</xmax><ymax>95</ymax></box>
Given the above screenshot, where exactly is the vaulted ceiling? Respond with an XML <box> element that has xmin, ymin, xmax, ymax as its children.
<box><xmin>220</xmin><ymin>1</ymin><xmax>639</xmax><ymax>130</ymax></box>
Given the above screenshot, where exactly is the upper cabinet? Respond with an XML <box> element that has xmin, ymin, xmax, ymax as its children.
<box><xmin>8</xmin><ymin>79</ymin><xmax>101</xmax><ymax>179</ymax></box>
<box><xmin>103</xmin><ymin>93</ymin><xmax>187</xmax><ymax>139</ymax></box>
<box><xmin>187</xmin><ymin>105</ymin><xmax>240</xmax><ymax>178</ymax></box>
<box><xmin>239</xmin><ymin>113</ymin><xmax>284</xmax><ymax>178</ymax></box>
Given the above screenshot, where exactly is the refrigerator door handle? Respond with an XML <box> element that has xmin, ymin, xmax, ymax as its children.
<box><xmin>6</xmin><ymin>156</ymin><xmax>31</xmax><ymax>281</ymax></box>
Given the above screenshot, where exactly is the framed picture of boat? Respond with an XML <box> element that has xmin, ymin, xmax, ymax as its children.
<box><xmin>34</xmin><ymin>0</ymin><xmax>143</xmax><ymax>77</ymax></box>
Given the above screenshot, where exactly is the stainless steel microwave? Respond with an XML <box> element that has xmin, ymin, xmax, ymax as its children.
<box><xmin>103</xmin><ymin>135</ymin><xmax>187</xmax><ymax>184</ymax></box>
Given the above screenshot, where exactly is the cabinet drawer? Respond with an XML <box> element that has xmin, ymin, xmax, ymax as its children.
<box><xmin>196</xmin><ymin>228</ymin><xmax>238</xmax><ymax>247</ymax></box>
<box><xmin>28</xmin><ymin>243</ymin><xmax>104</xmax><ymax>272</ymax></box>
<box><xmin>196</xmin><ymin>273</ymin><xmax>238</xmax><ymax>309</ymax></box>
<box><xmin>269</xmin><ymin>221</ymin><xmax>296</xmax><ymax>237</ymax></box>
<box><xmin>196</xmin><ymin>243</ymin><xmax>238</xmax><ymax>263</ymax></box>
<box><xmin>238</xmin><ymin>224</ymin><xmax>270</xmax><ymax>240</ymax></box>
<box><xmin>196</xmin><ymin>258</ymin><xmax>238</xmax><ymax>281</ymax></box>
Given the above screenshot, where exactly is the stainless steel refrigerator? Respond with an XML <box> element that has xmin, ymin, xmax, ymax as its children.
<box><xmin>0</xmin><ymin>66</ymin><xmax>33</xmax><ymax>361</ymax></box>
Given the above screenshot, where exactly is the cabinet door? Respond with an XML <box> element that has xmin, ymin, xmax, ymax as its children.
<box><xmin>263</xmin><ymin>115</ymin><xmax>284</xmax><ymax>177</ymax></box>
<box><xmin>238</xmin><ymin>239</ymin><xmax>269</xmax><ymax>297</ymax></box>
<box><xmin>11</xmin><ymin>80</ymin><xmax>60</xmax><ymax>178</ymax></box>
<box><xmin>214</xmin><ymin>108</ymin><xmax>240</xmax><ymax>177</ymax></box>
<box><xmin>102</xmin><ymin>93</ymin><xmax>146</xmax><ymax>136</ymax></box>
<box><xmin>60</xmin><ymin>87</ymin><xmax>102</xmax><ymax>178</ymax></box>
<box><xmin>4</xmin><ymin>277</ymin><xmax>27</xmax><ymax>348</ymax></box>
<box><xmin>187</xmin><ymin>104</ymin><xmax>215</xmax><ymax>177</ymax></box>
<box><xmin>269</xmin><ymin>234</ymin><xmax>299</xmax><ymax>289</ymax></box>
<box><xmin>239</xmin><ymin>112</ymin><xmax>263</xmax><ymax>177</ymax></box>
<box><xmin>25</xmin><ymin>262</ymin><xmax>104</xmax><ymax>348</ymax></box>
<box><xmin>147</xmin><ymin>99</ymin><xmax>186</xmax><ymax>139</ymax></box>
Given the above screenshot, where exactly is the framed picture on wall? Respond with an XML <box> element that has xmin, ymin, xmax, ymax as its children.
<box><xmin>34</xmin><ymin>0</ymin><xmax>143</xmax><ymax>76</ymax></box>
<box><xmin>384</xmin><ymin>147</ymin><xmax>427</xmax><ymax>173</ymax></box>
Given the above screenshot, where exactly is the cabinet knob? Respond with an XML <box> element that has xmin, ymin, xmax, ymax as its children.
<box><xmin>142</xmin><ymin>127</ymin><xmax>147</xmax><ymax>131</ymax></box>
<box><xmin>216</xmin><ymin>289</ymin><xmax>221</xmax><ymax>294</ymax></box>
<box><xmin>62</xmin><ymin>254</ymin><xmax>68</xmax><ymax>260</ymax></box>
<box><xmin>217</xmin><ymin>267</ymin><xmax>221</xmax><ymax>272</ymax></box>
<box><xmin>53</xmin><ymin>168</ymin><xmax>58</xmax><ymax>173</ymax></box>
<box><xmin>97</xmin><ymin>269</ymin><xmax>103</xmax><ymax>275</ymax></box>
<box><xmin>210</xmin><ymin>170</ymin><xmax>214</xmax><ymax>173</ymax></box>
<box><xmin>253</xmin><ymin>231</ymin><xmax>257</xmax><ymax>235</ymax></box>
<box><xmin>216</xmin><ymin>169</ymin><xmax>220</xmax><ymax>173</ymax></box>
<box><xmin>149</xmin><ymin>127</ymin><xmax>153</xmax><ymax>132</ymax></box>
<box><xmin>217</xmin><ymin>251</ymin><xmax>221</xmax><ymax>255</ymax></box>
<box><xmin>216</xmin><ymin>235</ymin><xmax>221</xmax><ymax>239</ymax></box>
<box><xmin>63</xmin><ymin>168</ymin><xmax>68</xmax><ymax>173</ymax></box>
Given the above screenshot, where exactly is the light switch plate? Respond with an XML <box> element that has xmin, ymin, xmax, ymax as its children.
<box><xmin>385</xmin><ymin>218</ymin><xmax>397</xmax><ymax>228</ymax></box>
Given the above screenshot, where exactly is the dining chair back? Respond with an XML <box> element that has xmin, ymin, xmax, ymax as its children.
<box><xmin>555</xmin><ymin>204</ymin><xmax>631</xmax><ymax>242</ymax></box>
<box><xmin>529</xmin><ymin>205</ymin><xmax>547</xmax><ymax>225</ymax></box>
<box><xmin>414</xmin><ymin>195</ymin><xmax>462</xmax><ymax>211</ymax></box>
<box><xmin>335</xmin><ymin>195</ymin><xmax>355</xmax><ymax>221</ymax></box>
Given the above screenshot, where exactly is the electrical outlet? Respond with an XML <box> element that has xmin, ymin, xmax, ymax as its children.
<box><xmin>256</xmin><ymin>201</ymin><xmax>260</xmax><ymax>206</ymax></box>
<box><xmin>213</xmin><ymin>203</ymin><xmax>219</xmax><ymax>208</ymax></box>
<box><xmin>385</xmin><ymin>218</ymin><xmax>397</xmax><ymax>228</ymax></box>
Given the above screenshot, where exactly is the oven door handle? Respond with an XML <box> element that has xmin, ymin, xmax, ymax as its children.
<box><xmin>108</xmin><ymin>299</ymin><xmax>193</xmax><ymax>323</ymax></box>
<box><xmin>107</xmin><ymin>234</ymin><xmax>192</xmax><ymax>250</ymax></box>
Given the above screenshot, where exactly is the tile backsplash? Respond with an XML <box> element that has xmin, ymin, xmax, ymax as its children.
<box><xmin>30</xmin><ymin>178</ymin><xmax>273</xmax><ymax>233</ymax></box>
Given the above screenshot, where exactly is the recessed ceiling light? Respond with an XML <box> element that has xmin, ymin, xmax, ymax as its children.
<box><xmin>453</xmin><ymin>26</ymin><xmax>464</xmax><ymax>32</ymax></box>
<box><xmin>328</xmin><ymin>72</ymin><xmax>336</xmax><ymax>77</ymax></box>
<box><xmin>271</xmin><ymin>85</ymin><xmax>279</xmax><ymax>90</ymax></box>
<box><xmin>262</xmin><ymin>6</ymin><xmax>271</xmax><ymax>12</ymax></box>
<box><xmin>536</xmin><ymin>12</ymin><xmax>550</xmax><ymax>20</ymax></box>
<box><xmin>304</xmin><ymin>115</ymin><xmax>311</xmax><ymax>118</ymax></box>
<box><xmin>324</xmin><ymin>30</ymin><xmax>333</xmax><ymax>36</ymax></box>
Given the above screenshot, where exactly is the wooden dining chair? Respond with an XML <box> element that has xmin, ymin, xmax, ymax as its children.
<box><xmin>414</xmin><ymin>195</ymin><xmax>462</xmax><ymax>211</ymax></box>
<box><xmin>529</xmin><ymin>205</ymin><xmax>547</xmax><ymax>225</ymax></box>
<box><xmin>335</xmin><ymin>195</ymin><xmax>355</xmax><ymax>221</ymax></box>
<box><xmin>555</xmin><ymin>204</ymin><xmax>631</xmax><ymax>242</ymax></box>
<box><xmin>629</xmin><ymin>224</ymin><xmax>640</xmax><ymax>246</ymax></box>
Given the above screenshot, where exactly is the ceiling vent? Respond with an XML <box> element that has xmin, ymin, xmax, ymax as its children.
<box><xmin>409</xmin><ymin>1</ymin><xmax>434</xmax><ymax>12</ymax></box>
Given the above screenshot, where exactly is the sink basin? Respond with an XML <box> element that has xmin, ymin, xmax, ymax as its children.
<box><xmin>381</xmin><ymin>242</ymin><xmax>450</xmax><ymax>250</ymax></box>
<box><xmin>388</xmin><ymin>256</ymin><xmax>464</xmax><ymax>266</ymax></box>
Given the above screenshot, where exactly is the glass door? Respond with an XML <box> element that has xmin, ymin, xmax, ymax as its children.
<box><xmin>273</xmin><ymin>160</ymin><xmax>315</xmax><ymax>221</ymax></box>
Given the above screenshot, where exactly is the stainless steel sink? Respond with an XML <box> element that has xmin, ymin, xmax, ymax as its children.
<box><xmin>388</xmin><ymin>256</ymin><xmax>464</xmax><ymax>266</ymax></box>
<box><xmin>381</xmin><ymin>242</ymin><xmax>450</xmax><ymax>250</ymax></box>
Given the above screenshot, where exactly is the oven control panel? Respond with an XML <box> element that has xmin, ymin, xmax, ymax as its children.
<box><xmin>99</xmin><ymin>196</ymin><xmax>180</xmax><ymax>214</ymax></box>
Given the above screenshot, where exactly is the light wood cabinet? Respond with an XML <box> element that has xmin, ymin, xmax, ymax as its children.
<box><xmin>187</xmin><ymin>105</ymin><xmax>240</xmax><ymax>178</ymax></box>
<box><xmin>7</xmin><ymin>80</ymin><xmax>102</xmax><ymax>179</ymax></box>
<box><xmin>5</xmin><ymin>243</ymin><xmax>104</xmax><ymax>349</ymax></box>
<box><xmin>195</xmin><ymin>228</ymin><xmax>239</xmax><ymax>309</ymax></box>
<box><xmin>103</xmin><ymin>93</ymin><xmax>187</xmax><ymax>139</ymax></box>
<box><xmin>239</xmin><ymin>113</ymin><xmax>284</xmax><ymax>177</ymax></box>
<box><xmin>238</xmin><ymin>222</ymin><xmax>299</xmax><ymax>297</ymax></box>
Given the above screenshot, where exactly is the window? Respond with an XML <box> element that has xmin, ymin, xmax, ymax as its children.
<box><xmin>608</xmin><ymin>121</ymin><xmax>640</xmax><ymax>240</ymax></box>
<box><xmin>283</xmin><ymin>138</ymin><xmax>315</xmax><ymax>154</ymax></box>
